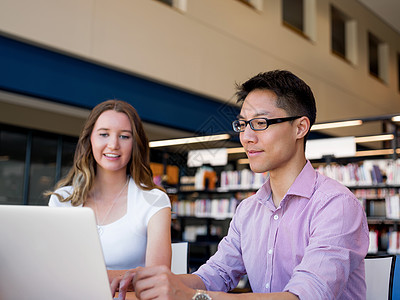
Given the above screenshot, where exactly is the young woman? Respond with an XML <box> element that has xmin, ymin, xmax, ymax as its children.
<box><xmin>47</xmin><ymin>99</ymin><xmax>171</xmax><ymax>280</ymax></box>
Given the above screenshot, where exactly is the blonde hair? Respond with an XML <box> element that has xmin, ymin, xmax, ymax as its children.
<box><xmin>47</xmin><ymin>99</ymin><xmax>163</xmax><ymax>206</ymax></box>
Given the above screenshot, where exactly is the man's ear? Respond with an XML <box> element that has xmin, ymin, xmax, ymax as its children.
<box><xmin>296</xmin><ymin>116</ymin><xmax>310</xmax><ymax>139</ymax></box>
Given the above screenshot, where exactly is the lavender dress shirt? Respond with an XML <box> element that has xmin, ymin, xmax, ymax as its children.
<box><xmin>194</xmin><ymin>161</ymin><xmax>369</xmax><ymax>299</ymax></box>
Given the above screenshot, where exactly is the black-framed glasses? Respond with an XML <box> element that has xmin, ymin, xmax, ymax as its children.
<box><xmin>232</xmin><ymin>116</ymin><xmax>302</xmax><ymax>132</ymax></box>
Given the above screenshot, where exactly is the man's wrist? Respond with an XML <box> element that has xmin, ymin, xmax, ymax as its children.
<box><xmin>192</xmin><ymin>289</ymin><xmax>212</xmax><ymax>300</ymax></box>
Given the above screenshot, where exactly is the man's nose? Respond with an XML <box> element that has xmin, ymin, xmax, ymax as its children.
<box><xmin>240</xmin><ymin>123</ymin><xmax>257</xmax><ymax>144</ymax></box>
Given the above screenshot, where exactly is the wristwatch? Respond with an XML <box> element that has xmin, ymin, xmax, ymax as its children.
<box><xmin>192</xmin><ymin>289</ymin><xmax>212</xmax><ymax>300</ymax></box>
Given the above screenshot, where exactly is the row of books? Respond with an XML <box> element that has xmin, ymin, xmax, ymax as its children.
<box><xmin>386</xmin><ymin>195</ymin><xmax>400</xmax><ymax>219</ymax></box>
<box><xmin>365</xmin><ymin>200</ymin><xmax>386</xmax><ymax>217</ymax></box>
<box><xmin>356</xmin><ymin>194</ymin><xmax>400</xmax><ymax>219</ymax></box>
<box><xmin>368</xmin><ymin>229</ymin><xmax>400</xmax><ymax>254</ymax></box>
<box><xmin>316</xmin><ymin>159</ymin><xmax>400</xmax><ymax>186</ymax></box>
<box><xmin>388</xmin><ymin>231</ymin><xmax>400</xmax><ymax>254</ymax></box>
<box><xmin>172</xmin><ymin>198</ymin><xmax>239</xmax><ymax>219</ymax></box>
<box><xmin>194</xmin><ymin>167</ymin><xmax>218</xmax><ymax>190</ymax></box>
<box><xmin>184</xmin><ymin>159</ymin><xmax>400</xmax><ymax>191</ymax></box>
<box><xmin>181</xmin><ymin>169</ymin><xmax>269</xmax><ymax>191</ymax></box>
<box><xmin>385</xmin><ymin>159</ymin><xmax>400</xmax><ymax>185</ymax></box>
<box><xmin>182</xmin><ymin>225</ymin><xmax>223</xmax><ymax>242</ymax></box>
<box><xmin>353</xmin><ymin>188</ymin><xmax>399</xmax><ymax>199</ymax></box>
<box><xmin>219</xmin><ymin>169</ymin><xmax>269</xmax><ymax>190</ymax></box>
<box><xmin>368</xmin><ymin>231</ymin><xmax>379</xmax><ymax>254</ymax></box>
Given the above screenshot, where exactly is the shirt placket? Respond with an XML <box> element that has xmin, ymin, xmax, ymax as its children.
<box><xmin>264</xmin><ymin>206</ymin><xmax>281</xmax><ymax>292</ymax></box>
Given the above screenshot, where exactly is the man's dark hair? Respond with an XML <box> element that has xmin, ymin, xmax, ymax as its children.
<box><xmin>236</xmin><ymin>70</ymin><xmax>317</xmax><ymax>142</ymax></box>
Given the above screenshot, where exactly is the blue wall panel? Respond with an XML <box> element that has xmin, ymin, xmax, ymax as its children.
<box><xmin>0</xmin><ymin>35</ymin><xmax>239</xmax><ymax>135</ymax></box>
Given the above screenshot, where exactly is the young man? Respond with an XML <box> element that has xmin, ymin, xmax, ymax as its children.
<box><xmin>116</xmin><ymin>70</ymin><xmax>369</xmax><ymax>300</ymax></box>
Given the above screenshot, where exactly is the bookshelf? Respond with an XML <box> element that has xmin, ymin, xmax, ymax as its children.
<box><xmin>172</xmin><ymin>189</ymin><xmax>253</xmax><ymax>271</ymax></box>
<box><xmin>173</xmin><ymin>159</ymin><xmax>400</xmax><ymax>265</ymax></box>
<box><xmin>155</xmin><ymin>146</ymin><xmax>400</xmax><ymax>266</ymax></box>
<box><xmin>170</xmin><ymin>166</ymin><xmax>267</xmax><ymax>272</ymax></box>
<box><xmin>316</xmin><ymin>159</ymin><xmax>400</xmax><ymax>254</ymax></box>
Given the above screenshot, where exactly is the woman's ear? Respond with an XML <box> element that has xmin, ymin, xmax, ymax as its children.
<box><xmin>296</xmin><ymin>116</ymin><xmax>310</xmax><ymax>139</ymax></box>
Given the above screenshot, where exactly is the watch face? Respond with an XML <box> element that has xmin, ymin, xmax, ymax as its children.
<box><xmin>193</xmin><ymin>291</ymin><xmax>211</xmax><ymax>300</ymax></box>
<box><xmin>194</xmin><ymin>294</ymin><xmax>210</xmax><ymax>300</ymax></box>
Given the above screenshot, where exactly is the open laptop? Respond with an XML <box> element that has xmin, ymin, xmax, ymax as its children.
<box><xmin>0</xmin><ymin>205</ymin><xmax>115</xmax><ymax>300</ymax></box>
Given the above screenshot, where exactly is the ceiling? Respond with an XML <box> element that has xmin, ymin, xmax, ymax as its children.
<box><xmin>357</xmin><ymin>0</ymin><xmax>400</xmax><ymax>35</ymax></box>
<box><xmin>2</xmin><ymin>1</ymin><xmax>399</xmax><ymax>156</ymax></box>
<box><xmin>150</xmin><ymin>1</ymin><xmax>400</xmax><ymax>155</ymax></box>
<box><xmin>152</xmin><ymin>1</ymin><xmax>400</xmax><ymax>153</ymax></box>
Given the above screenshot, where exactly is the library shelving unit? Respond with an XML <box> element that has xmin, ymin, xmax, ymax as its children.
<box><xmin>172</xmin><ymin>188</ymin><xmax>259</xmax><ymax>271</ymax></box>
<box><xmin>315</xmin><ymin>160</ymin><xmax>400</xmax><ymax>254</ymax></box>
<box><xmin>172</xmin><ymin>159</ymin><xmax>400</xmax><ymax>266</ymax></box>
<box><xmin>167</xmin><ymin>165</ymin><xmax>267</xmax><ymax>271</ymax></box>
<box><xmin>351</xmin><ymin>184</ymin><xmax>400</xmax><ymax>255</ymax></box>
<box><xmin>171</xmin><ymin>182</ymin><xmax>257</xmax><ymax>292</ymax></box>
<box><xmin>169</xmin><ymin>158</ymin><xmax>400</xmax><ymax>270</ymax></box>
<box><xmin>308</xmin><ymin>114</ymin><xmax>400</xmax><ymax>254</ymax></box>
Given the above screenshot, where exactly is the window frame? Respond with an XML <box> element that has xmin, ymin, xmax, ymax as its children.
<box><xmin>368</xmin><ymin>31</ymin><xmax>389</xmax><ymax>83</ymax></box>
<box><xmin>330</xmin><ymin>5</ymin><xmax>357</xmax><ymax>65</ymax></box>
<box><xmin>282</xmin><ymin>0</ymin><xmax>316</xmax><ymax>41</ymax></box>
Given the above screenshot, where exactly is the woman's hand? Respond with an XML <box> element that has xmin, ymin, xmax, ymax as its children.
<box><xmin>109</xmin><ymin>268</ymin><xmax>137</xmax><ymax>299</ymax></box>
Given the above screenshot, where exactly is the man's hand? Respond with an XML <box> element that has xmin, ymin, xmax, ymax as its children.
<box><xmin>133</xmin><ymin>265</ymin><xmax>195</xmax><ymax>300</ymax></box>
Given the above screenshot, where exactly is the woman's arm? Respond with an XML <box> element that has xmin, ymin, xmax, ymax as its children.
<box><xmin>145</xmin><ymin>207</ymin><xmax>172</xmax><ymax>268</ymax></box>
<box><xmin>111</xmin><ymin>207</ymin><xmax>172</xmax><ymax>298</ymax></box>
<box><xmin>109</xmin><ymin>206</ymin><xmax>172</xmax><ymax>295</ymax></box>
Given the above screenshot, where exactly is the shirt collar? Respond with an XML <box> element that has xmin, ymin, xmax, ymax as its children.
<box><xmin>255</xmin><ymin>160</ymin><xmax>317</xmax><ymax>205</ymax></box>
<box><xmin>286</xmin><ymin>160</ymin><xmax>316</xmax><ymax>199</ymax></box>
<box><xmin>255</xmin><ymin>179</ymin><xmax>271</xmax><ymax>206</ymax></box>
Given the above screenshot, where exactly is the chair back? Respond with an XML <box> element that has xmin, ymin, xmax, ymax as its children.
<box><xmin>171</xmin><ymin>242</ymin><xmax>189</xmax><ymax>274</ymax></box>
<box><xmin>365</xmin><ymin>255</ymin><xmax>396</xmax><ymax>300</ymax></box>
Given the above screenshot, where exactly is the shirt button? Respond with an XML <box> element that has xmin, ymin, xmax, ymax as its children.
<box><xmin>265</xmin><ymin>283</ymin><xmax>270</xmax><ymax>289</ymax></box>
<box><xmin>273</xmin><ymin>215</ymin><xmax>279</xmax><ymax>220</ymax></box>
<box><xmin>268</xmin><ymin>249</ymin><xmax>273</xmax><ymax>255</ymax></box>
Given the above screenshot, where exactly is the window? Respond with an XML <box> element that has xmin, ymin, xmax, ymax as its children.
<box><xmin>331</xmin><ymin>6</ymin><xmax>346</xmax><ymax>58</ymax></box>
<box><xmin>155</xmin><ymin>0</ymin><xmax>173</xmax><ymax>6</ymax></box>
<box><xmin>282</xmin><ymin>0</ymin><xmax>316</xmax><ymax>40</ymax></box>
<box><xmin>154</xmin><ymin>0</ymin><xmax>187</xmax><ymax>11</ymax></box>
<box><xmin>369</xmin><ymin>33</ymin><xmax>379</xmax><ymax>77</ymax></box>
<box><xmin>283</xmin><ymin>0</ymin><xmax>304</xmax><ymax>33</ymax></box>
<box><xmin>61</xmin><ymin>138</ymin><xmax>77</xmax><ymax>178</ymax></box>
<box><xmin>28</xmin><ymin>133</ymin><xmax>58</xmax><ymax>205</ymax></box>
<box><xmin>368</xmin><ymin>32</ymin><xmax>388</xmax><ymax>82</ymax></box>
<box><xmin>237</xmin><ymin>0</ymin><xmax>263</xmax><ymax>10</ymax></box>
<box><xmin>0</xmin><ymin>124</ymin><xmax>78</xmax><ymax>206</ymax></box>
<box><xmin>0</xmin><ymin>129</ymin><xmax>27</xmax><ymax>205</ymax></box>
<box><xmin>330</xmin><ymin>5</ymin><xmax>357</xmax><ymax>64</ymax></box>
<box><xmin>398</xmin><ymin>53</ymin><xmax>400</xmax><ymax>92</ymax></box>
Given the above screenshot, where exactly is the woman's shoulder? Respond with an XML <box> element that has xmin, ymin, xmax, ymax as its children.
<box><xmin>54</xmin><ymin>185</ymin><xmax>74</xmax><ymax>196</ymax></box>
<box><xmin>143</xmin><ymin>186</ymin><xmax>167</xmax><ymax>196</ymax></box>
<box><xmin>140</xmin><ymin>187</ymin><xmax>170</xmax><ymax>207</ymax></box>
<box><xmin>141</xmin><ymin>186</ymin><xmax>169</xmax><ymax>198</ymax></box>
<box><xmin>48</xmin><ymin>186</ymin><xmax>75</xmax><ymax>206</ymax></box>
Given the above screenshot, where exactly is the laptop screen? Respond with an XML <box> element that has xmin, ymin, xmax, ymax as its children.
<box><xmin>0</xmin><ymin>205</ymin><xmax>113</xmax><ymax>300</ymax></box>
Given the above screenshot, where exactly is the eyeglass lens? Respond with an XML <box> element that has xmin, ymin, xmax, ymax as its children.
<box><xmin>233</xmin><ymin>118</ymin><xmax>268</xmax><ymax>132</ymax></box>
